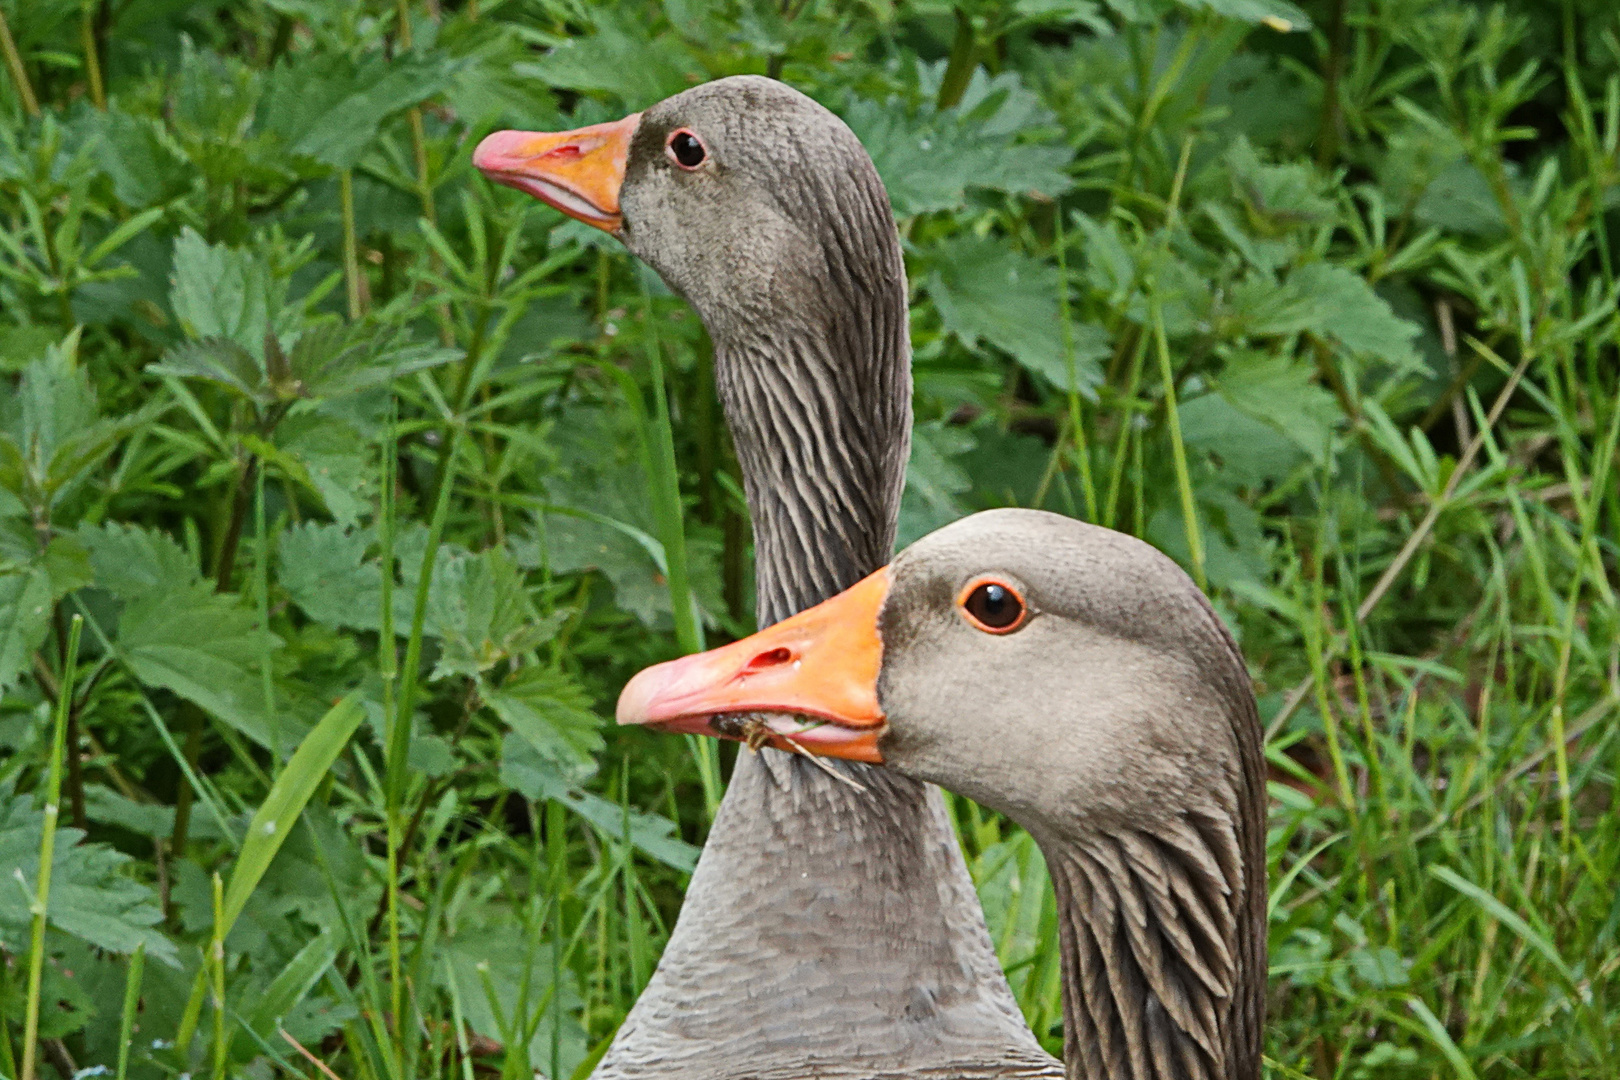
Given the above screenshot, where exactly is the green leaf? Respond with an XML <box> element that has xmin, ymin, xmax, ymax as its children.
<box><xmin>278</xmin><ymin>522</ymin><xmax>391</xmax><ymax>633</ymax></box>
<box><xmin>1291</xmin><ymin>263</ymin><xmax>1422</xmax><ymax>371</ymax></box>
<box><xmin>439</xmin><ymin>927</ymin><xmax>588</xmax><ymax>1074</ymax></box>
<box><xmin>76</xmin><ymin>521</ymin><xmax>200</xmax><ymax>598</ymax></box>
<box><xmin>1211</xmin><ymin>352</ymin><xmax>1343</xmax><ymax>464</ymax></box>
<box><xmin>485</xmin><ymin>665</ymin><xmax>604</xmax><ymax>779</ymax></box>
<box><xmin>431</xmin><ymin>547</ymin><xmax>564</xmax><ymax>680</ymax></box>
<box><xmin>899</xmin><ymin>420</ymin><xmax>974</xmax><ymax>547</ymax></box>
<box><xmin>167</xmin><ymin>227</ymin><xmax>282</xmax><ymax>354</ymax></box>
<box><xmin>0</xmin><ymin>563</ymin><xmax>51</xmax><ymax>694</ymax></box>
<box><xmin>260</xmin><ymin>53</ymin><xmax>461</xmax><ymax>170</ymax></box>
<box><xmin>500</xmin><ymin>734</ymin><xmax>698</xmax><ymax>872</ymax></box>
<box><xmin>149</xmin><ymin>337</ymin><xmax>272</xmax><ymax>403</ymax></box>
<box><xmin>221</xmin><ymin>693</ymin><xmax>365</xmax><ymax>934</ymax></box>
<box><xmin>515</xmin><ymin>15</ymin><xmax>697</xmax><ymax>108</ymax></box>
<box><xmin>925</xmin><ymin>236</ymin><xmax>1107</xmax><ymax>393</ymax></box>
<box><xmin>1179</xmin><ymin>0</ymin><xmax>1310</xmax><ymax>28</ymax></box>
<box><xmin>847</xmin><ymin>69</ymin><xmax>1072</xmax><ymax>216</ymax></box>
<box><xmin>117</xmin><ymin>581</ymin><xmax>287</xmax><ymax>749</ymax></box>
<box><xmin>0</xmin><ymin>779</ymin><xmax>178</xmax><ymax>964</ymax></box>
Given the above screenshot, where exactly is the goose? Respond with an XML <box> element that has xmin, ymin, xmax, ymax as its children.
<box><xmin>617</xmin><ymin>507</ymin><xmax>1268</xmax><ymax>1080</ymax></box>
<box><xmin>476</xmin><ymin>78</ymin><xmax>1060</xmax><ymax>1077</ymax></box>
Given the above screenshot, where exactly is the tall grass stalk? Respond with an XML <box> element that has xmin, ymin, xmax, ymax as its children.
<box><xmin>115</xmin><ymin>942</ymin><xmax>146</xmax><ymax>1080</ymax></box>
<box><xmin>210</xmin><ymin>872</ymin><xmax>228</xmax><ymax>1080</ymax></box>
<box><xmin>631</xmin><ymin>281</ymin><xmax>720</xmax><ymax>815</ymax></box>
<box><xmin>1053</xmin><ymin>209</ymin><xmax>1098</xmax><ymax>521</ymax></box>
<box><xmin>0</xmin><ymin>5</ymin><xmax>39</xmax><ymax>118</ymax></box>
<box><xmin>19</xmin><ymin>615</ymin><xmax>81</xmax><ymax>1080</ymax></box>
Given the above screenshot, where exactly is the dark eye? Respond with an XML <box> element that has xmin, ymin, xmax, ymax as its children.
<box><xmin>668</xmin><ymin>130</ymin><xmax>706</xmax><ymax>168</ymax></box>
<box><xmin>961</xmin><ymin>581</ymin><xmax>1026</xmax><ymax>633</ymax></box>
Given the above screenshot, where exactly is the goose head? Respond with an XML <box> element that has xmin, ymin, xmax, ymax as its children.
<box><xmin>474</xmin><ymin>75</ymin><xmax>903</xmax><ymax>358</ymax></box>
<box><xmin>618</xmin><ymin>508</ymin><xmax>1268</xmax><ymax>1080</ymax></box>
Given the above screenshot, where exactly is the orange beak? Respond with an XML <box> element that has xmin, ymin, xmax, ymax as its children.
<box><xmin>472</xmin><ymin>113</ymin><xmax>641</xmax><ymax>233</ymax></box>
<box><xmin>616</xmin><ymin>569</ymin><xmax>891</xmax><ymax>764</ymax></box>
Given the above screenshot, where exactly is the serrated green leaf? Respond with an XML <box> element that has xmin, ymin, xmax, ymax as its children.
<box><xmin>168</xmin><ymin>227</ymin><xmax>282</xmax><ymax>354</ymax></box>
<box><xmin>431</xmin><ymin>547</ymin><xmax>565</xmax><ymax>680</ymax></box>
<box><xmin>0</xmin><ymin>563</ymin><xmax>52</xmax><ymax>693</ymax></box>
<box><xmin>117</xmin><ymin>581</ymin><xmax>288</xmax><ymax>749</ymax></box>
<box><xmin>0</xmin><ymin>779</ymin><xmax>178</xmax><ymax>964</ymax></box>
<box><xmin>149</xmin><ymin>337</ymin><xmax>272</xmax><ymax>403</ymax></box>
<box><xmin>485</xmin><ymin>665</ymin><xmax>604</xmax><ymax>777</ymax></box>
<box><xmin>515</xmin><ymin>15</ymin><xmax>697</xmax><ymax>108</ymax></box>
<box><xmin>499</xmin><ymin>734</ymin><xmax>697</xmax><ymax>872</ymax></box>
<box><xmin>847</xmin><ymin>69</ymin><xmax>1072</xmax><ymax>216</ymax></box>
<box><xmin>76</xmin><ymin>520</ymin><xmax>200</xmax><ymax>598</ymax></box>
<box><xmin>925</xmin><ymin>236</ymin><xmax>1107</xmax><ymax>393</ymax></box>
<box><xmin>1214</xmin><ymin>352</ymin><xmax>1343</xmax><ymax>463</ymax></box>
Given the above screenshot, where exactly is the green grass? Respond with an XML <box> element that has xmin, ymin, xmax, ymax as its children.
<box><xmin>0</xmin><ymin>0</ymin><xmax>1617</xmax><ymax>1077</ymax></box>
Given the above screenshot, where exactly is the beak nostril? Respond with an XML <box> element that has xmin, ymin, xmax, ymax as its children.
<box><xmin>746</xmin><ymin>647</ymin><xmax>794</xmax><ymax>671</ymax></box>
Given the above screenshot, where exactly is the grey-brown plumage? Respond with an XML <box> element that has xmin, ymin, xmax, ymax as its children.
<box><xmin>874</xmin><ymin>510</ymin><xmax>1268</xmax><ymax>1080</ymax></box>
<box><xmin>596</xmin><ymin>77</ymin><xmax>1060</xmax><ymax>1078</ymax></box>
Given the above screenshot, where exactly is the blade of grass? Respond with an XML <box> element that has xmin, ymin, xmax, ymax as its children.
<box><xmin>21</xmin><ymin>615</ymin><xmax>81</xmax><ymax>1080</ymax></box>
<box><xmin>220</xmin><ymin>692</ymin><xmax>366</xmax><ymax>933</ymax></box>
<box><xmin>114</xmin><ymin>942</ymin><xmax>145</xmax><ymax>1080</ymax></box>
<box><xmin>0</xmin><ymin>4</ymin><xmax>39</xmax><ymax>118</ymax></box>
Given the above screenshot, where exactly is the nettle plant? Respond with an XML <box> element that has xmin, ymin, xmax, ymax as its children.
<box><xmin>0</xmin><ymin>0</ymin><xmax>1617</xmax><ymax>1076</ymax></box>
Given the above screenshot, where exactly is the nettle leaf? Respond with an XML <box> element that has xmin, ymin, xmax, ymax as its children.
<box><xmin>1213</xmin><ymin>352</ymin><xmax>1343</xmax><ymax>463</ymax></box>
<box><xmin>118</xmin><ymin>582</ymin><xmax>287</xmax><ymax>748</ymax></box>
<box><xmin>484</xmin><ymin>665</ymin><xmax>604</xmax><ymax>778</ymax></box>
<box><xmin>515</xmin><ymin>13</ymin><xmax>697</xmax><ymax>108</ymax></box>
<box><xmin>430</xmin><ymin>547</ymin><xmax>567</xmax><ymax>680</ymax></box>
<box><xmin>167</xmin><ymin>228</ymin><xmax>285</xmax><ymax>355</ymax></box>
<box><xmin>1225</xmin><ymin>264</ymin><xmax>1421</xmax><ymax>371</ymax></box>
<box><xmin>77</xmin><ymin>522</ymin><xmax>292</xmax><ymax>750</ymax></box>
<box><xmin>900</xmin><ymin>421</ymin><xmax>975</xmax><ymax>547</ymax></box>
<box><xmin>278</xmin><ymin>522</ymin><xmax>391</xmax><ymax>633</ymax></box>
<box><xmin>0</xmin><ymin>780</ymin><xmax>178</xmax><ymax>964</ymax></box>
<box><xmin>284</xmin><ymin>323</ymin><xmax>460</xmax><ymax>400</ymax></box>
<box><xmin>275</xmin><ymin>415</ymin><xmax>376</xmax><ymax>529</ymax></box>
<box><xmin>150</xmin><ymin>337</ymin><xmax>273</xmax><ymax>403</ymax></box>
<box><xmin>847</xmin><ymin>68</ymin><xmax>1072</xmax><ymax>216</ymax></box>
<box><xmin>1179</xmin><ymin>390</ymin><xmax>1304</xmax><ymax>487</ymax></box>
<box><xmin>500</xmin><ymin>734</ymin><xmax>699</xmax><ymax>872</ymax></box>
<box><xmin>0</xmin><ymin>563</ymin><xmax>51</xmax><ymax>693</ymax></box>
<box><xmin>924</xmin><ymin>236</ymin><xmax>1107</xmax><ymax>394</ymax></box>
<box><xmin>1</xmin><ymin>331</ymin><xmax>155</xmax><ymax>516</ymax></box>
<box><xmin>279</xmin><ymin>522</ymin><xmax>460</xmax><ymax>638</ymax></box>
<box><xmin>1291</xmin><ymin>263</ymin><xmax>1422</xmax><ymax>370</ymax></box>
<box><xmin>75</xmin><ymin>520</ymin><xmax>199</xmax><ymax>596</ymax></box>
<box><xmin>259</xmin><ymin>52</ymin><xmax>459</xmax><ymax>171</ymax></box>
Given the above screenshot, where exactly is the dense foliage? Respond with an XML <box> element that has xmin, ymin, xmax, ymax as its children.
<box><xmin>1</xmin><ymin>0</ymin><xmax>1617</xmax><ymax>1076</ymax></box>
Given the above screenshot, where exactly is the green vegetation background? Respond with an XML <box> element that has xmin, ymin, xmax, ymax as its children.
<box><xmin>0</xmin><ymin>0</ymin><xmax>1616</xmax><ymax>1076</ymax></box>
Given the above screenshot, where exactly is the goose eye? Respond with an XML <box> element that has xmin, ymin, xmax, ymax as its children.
<box><xmin>960</xmin><ymin>580</ymin><xmax>1026</xmax><ymax>633</ymax></box>
<box><xmin>668</xmin><ymin>130</ymin><xmax>706</xmax><ymax>168</ymax></box>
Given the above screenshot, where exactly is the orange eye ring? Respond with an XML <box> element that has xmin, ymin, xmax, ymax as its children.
<box><xmin>957</xmin><ymin>577</ymin><xmax>1028</xmax><ymax>634</ymax></box>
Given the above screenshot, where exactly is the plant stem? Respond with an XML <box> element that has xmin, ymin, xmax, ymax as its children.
<box><xmin>80</xmin><ymin>0</ymin><xmax>105</xmax><ymax>109</ymax></box>
<box><xmin>22</xmin><ymin>615</ymin><xmax>82</xmax><ymax>1080</ymax></box>
<box><xmin>0</xmin><ymin>4</ymin><xmax>40</xmax><ymax>118</ymax></box>
<box><xmin>115</xmin><ymin>942</ymin><xmax>145</xmax><ymax>1080</ymax></box>
<box><xmin>210</xmin><ymin>871</ymin><xmax>227</xmax><ymax>1080</ymax></box>
<box><xmin>1053</xmin><ymin>208</ymin><xmax>1098</xmax><ymax>521</ymax></box>
<box><xmin>341</xmin><ymin>168</ymin><xmax>363</xmax><ymax>320</ymax></box>
<box><xmin>935</xmin><ymin>7</ymin><xmax>977</xmax><ymax>111</ymax></box>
